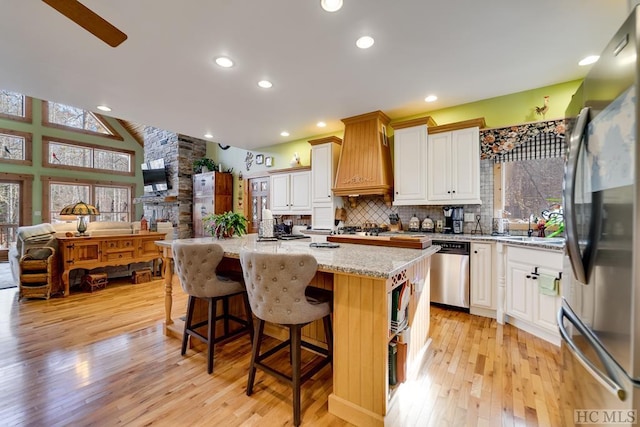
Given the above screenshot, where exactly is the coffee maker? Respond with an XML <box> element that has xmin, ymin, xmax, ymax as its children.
<box><xmin>452</xmin><ymin>206</ymin><xmax>464</xmax><ymax>234</ymax></box>
<box><xmin>443</xmin><ymin>206</ymin><xmax>464</xmax><ymax>234</ymax></box>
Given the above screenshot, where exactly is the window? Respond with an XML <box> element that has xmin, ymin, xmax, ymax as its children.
<box><xmin>44</xmin><ymin>178</ymin><xmax>133</xmax><ymax>223</ymax></box>
<box><xmin>0</xmin><ymin>129</ymin><xmax>32</xmax><ymax>165</ymax></box>
<box><xmin>42</xmin><ymin>101</ymin><xmax>123</xmax><ymax>140</ymax></box>
<box><xmin>502</xmin><ymin>157</ymin><xmax>564</xmax><ymax>221</ymax></box>
<box><xmin>43</xmin><ymin>137</ymin><xmax>134</xmax><ymax>175</ymax></box>
<box><xmin>0</xmin><ymin>90</ymin><xmax>32</xmax><ymax>122</ymax></box>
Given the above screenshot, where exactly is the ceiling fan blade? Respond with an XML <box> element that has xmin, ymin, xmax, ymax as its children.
<box><xmin>43</xmin><ymin>0</ymin><xmax>127</xmax><ymax>47</ymax></box>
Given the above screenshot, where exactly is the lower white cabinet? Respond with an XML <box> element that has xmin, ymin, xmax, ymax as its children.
<box><xmin>505</xmin><ymin>246</ymin><xmax>562</xmax><ymax>344</ymax></box>
<box><xmin>470</xmin><ymin>242</ymin><xmax>494</xmax><ymax>311</ymax></box>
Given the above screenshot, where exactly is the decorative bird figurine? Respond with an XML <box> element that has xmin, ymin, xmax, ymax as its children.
<box><xmin>535</xmin><ymin>96</ymin><xmax>550</xmax><ymax>117</ymax></box>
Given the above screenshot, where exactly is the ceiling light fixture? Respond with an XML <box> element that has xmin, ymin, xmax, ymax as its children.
<box><xmin>258</xmin><ymin>80</ymin><xmax>273</xmax><ymax>89</ymax></box>
<box><xmin>424</xmin><ymin>95</ymin><xmax>438</xmax><ymax>103</ymax></box>
<box><xmin>356</xmin><ymin>36</ymin><xmax>374</xmax><ymax>49</ymax></box>
<box><xmin>578</xmin><ymin>55</ymin><xmax>599</xmax><ymax>66</ymax></box>
<box><xmin>215</xmin><ymin>56</ymin><xmax>234</xmax><ymax>68</ymax></box>
<box><xmin>320</xmin><ymin>0</ymin><xmax>343</xmax><ymax>12</ymax></box>
<box><xmin>317</xmin><ymin>121</ymin><xmax>326</xmax><ymax>128</ymax></box>
<box><xmin>280</xmin><ymin>131</ymin><xmax>290</xmax><ymax>137</ymax></box>
<box><xmin>204</xmin><ymin>133</ymin><xmax>213</xmax><ymax>139</ymax></box>
<box><xmin>96</xmin><ymin>105</ymin><xmax>111</xmax><ymax>112</ymax></box>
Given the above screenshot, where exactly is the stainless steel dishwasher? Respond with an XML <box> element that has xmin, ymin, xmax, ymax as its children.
<box><xmin>430</xmin><ymin>240</ymin><xmax>470</xmax><ymax>310</ymax></box>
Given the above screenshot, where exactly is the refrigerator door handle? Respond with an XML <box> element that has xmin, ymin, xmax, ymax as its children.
<box><xmin>563</xmin><ymin>107</ymin><xmax>590</xmax><ymax>284</ymax></box>
<box><xmin>557</xmin><ymin>300</ymin><xmax>626</xmax><ymax>401</ymax></box>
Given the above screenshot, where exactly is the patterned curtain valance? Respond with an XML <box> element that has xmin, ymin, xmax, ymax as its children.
<box><xmin>479</xmin><ymin>119</ymin><xmax>566</xmax><ymax>161</ymax></box>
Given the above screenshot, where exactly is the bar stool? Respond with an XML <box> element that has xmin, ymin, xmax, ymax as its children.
<box><xmin>239</xmin><ymin>250</ymin><xmax>333</xmax><ymax>426</ymax></box>
<box><xmin>172</xmin><ymin>241</ymin><xmax>253</xmax><ymax>374</ymax></box>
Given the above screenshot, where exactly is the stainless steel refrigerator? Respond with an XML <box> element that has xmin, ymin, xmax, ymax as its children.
<box><xmin>559</xmin><ymin>6</ymin><xmax>640</xmax><ymax>426</ymax></box>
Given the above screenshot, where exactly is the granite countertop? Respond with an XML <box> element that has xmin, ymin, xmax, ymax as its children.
<box><xmin>366</xmin><ymin>230</ymin><xmax>565</xmax><ymax>251</ymax></box>
<box><xmin>157</xmin><ymin>234</ymin><xmax>440</xmax><ymax>279</ymax></box>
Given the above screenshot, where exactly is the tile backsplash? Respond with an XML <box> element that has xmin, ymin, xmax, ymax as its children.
<box><xmin>341</xmin><ymin>159</ymin><xmax>494</xmax><ymax>234</ymax></box>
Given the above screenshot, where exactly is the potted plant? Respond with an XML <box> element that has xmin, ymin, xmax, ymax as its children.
<box><xmin>193</xmin><ymin>157</ymin><xmax>217</xmax><ymax>174</ymax></box>
<box><xmin>203</xmin><ymin>211</ymin><xmax>248</xmax><ymax>239</ymax></box>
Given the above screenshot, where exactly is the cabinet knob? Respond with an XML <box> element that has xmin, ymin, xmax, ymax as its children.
<box><xmin>526</xmin><ymin>275</ymin><xmax>531</xmax><ymax>279</ymax></box>
<box><xmin>327</xmin><ymin>195</ymin><xmax>331</xmax><ymax>198</ymax></box>
<box><xmin>447</xmin><ymin>191</ymin><xmax>451</xmax><ymax>194</ymax></box>
<box><xmin>452</xmin><ymin>190</ymin><xmax>456</xmax><ymax>193</ymax></box>
<box><xmin>474</xmin><ymin>250</ymin><xmax>477</xmax><ymax>254</ymax></box>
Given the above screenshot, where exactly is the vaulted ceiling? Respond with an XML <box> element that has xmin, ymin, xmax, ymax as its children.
<box><xmin>0</xmin><ymin>1</ymin><xmax>631</xmax><ymax>149</ymax></box>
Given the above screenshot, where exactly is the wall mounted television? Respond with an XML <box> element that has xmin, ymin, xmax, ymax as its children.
<box><xmin>142</xmin><ymin>158</ymin><xmax>169</xmax><ymax>193</ymax></box>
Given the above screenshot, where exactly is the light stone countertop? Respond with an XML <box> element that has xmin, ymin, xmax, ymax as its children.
<box><xmin>376</xmin><ymin>232</ymin><xmax>565</xmax><ymax>252</ymax></box>
<box><xmin>157</xmin><ymin>234</ymin><xmax>440</xmax><ymax>279</ymax></box>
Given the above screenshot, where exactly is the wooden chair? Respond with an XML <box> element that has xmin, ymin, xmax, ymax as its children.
<box><xmin>239</xmin><ymin>250</ymin><xmax>333</xmax><ymax>426</ymax></box>
<box><xmin>172</xmin><ymin>241</ymin><xmax>253</xmax><ymax>374</ymax></box>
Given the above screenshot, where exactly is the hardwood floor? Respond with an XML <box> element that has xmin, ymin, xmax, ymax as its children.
<box><xmin>0</xmin><ymin>279</ymin><xmax>562</xmax><ymax>426</ymax></box>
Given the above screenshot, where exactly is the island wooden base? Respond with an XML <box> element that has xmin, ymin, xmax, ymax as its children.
<box><xmin>158</xmin><ymin>242</ymin><xmax>432</xmax><ymax>427</ymax></box>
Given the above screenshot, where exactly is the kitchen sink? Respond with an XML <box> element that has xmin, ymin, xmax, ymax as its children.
<box><xmin>498</xmin><ymin>236</ymin><xmax>565</xmax><ymax>244</ymax></box>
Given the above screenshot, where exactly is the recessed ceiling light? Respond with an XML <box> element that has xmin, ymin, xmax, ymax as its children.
<box><xmin>258</xmin><ymin>80</ymin><xmax>273</xmax><ymax>89</ymax></box>
<box><xmin>317</xmin><ymin>121</ymin><xmax>326</xmax><ymax>128</ymax></box>
<box><xmin>280</xmin><ymin>131</ymin><xmax>290</xmax><ymax>137</ymax></box>
<box><xmin>356</xmin><ymin>36</ymin><xmax>374</xmax><ymax>49</ymax></box>
<box><xmin>578</xmin><ymin>55</ymin><xmax>599</xmax><ymax>66</ymax></box>
<box><xmin>424</xmin><ymin>95</ymin><xmax>438</xmax><ymax>103</ymax></box>
<box><xmin>96</xmin><ymin>105</ymin><xmax>111</xmax><ymax>112</ymax></box>
<box><xmin>215</xmin><ymin>56</ymin><xmax>234</xmax><ymax>68</ymax></box>
<box><xmin>204</xmin><ymin>133</ymin><xmax>213</xmax><ymax>139</ymax></box>
<box><xmin>320</xmin><ymin>0</ymin><xmax>343</xmax><ymax>12</ymax></box>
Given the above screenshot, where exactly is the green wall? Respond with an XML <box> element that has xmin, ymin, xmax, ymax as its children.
<box><xmin>0</xmin><ymin>98</ymin><xmax>145</xmax><ymax>224</ymax></box>
<box><xmin>205</xmin><ymin>79</ymin><xmax>581</xmax><ymax>210</ymax></box>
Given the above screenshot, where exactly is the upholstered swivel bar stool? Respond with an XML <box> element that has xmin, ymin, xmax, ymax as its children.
<box><xmin>239</xmin><ymin>250</ymin><xmax>333</xmax><ymax>426</ymax></box>
<box><xmin>172</xmin><ymin>241</ymin><xmax>253</xmax><ymax>374</ymax></box>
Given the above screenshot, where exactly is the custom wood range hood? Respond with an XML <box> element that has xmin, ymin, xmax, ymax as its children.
<box><xmin>332</xmin><ymin>110</ymin><xmax>394</xmax><ymax>207</ymax></box>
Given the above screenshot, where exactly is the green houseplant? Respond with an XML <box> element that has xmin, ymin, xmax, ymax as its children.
<box><xmin>193</xmin><ymin>157</ymin><xmax>217</xmax><ymax>174</ymax></box>
<box><xmin>203</xmin><ymin>211</ymin><xmax>248</xmax><ymax>238</ymax></box>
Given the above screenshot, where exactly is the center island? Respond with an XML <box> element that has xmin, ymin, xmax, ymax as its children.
<box><xmin>156</xmin><ymin>234</ymin><xmax>439</xmax><ymax>426</ymax></box>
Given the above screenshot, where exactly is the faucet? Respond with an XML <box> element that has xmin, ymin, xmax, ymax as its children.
<box><xmin>527</xmin><ymin>214</ymin><xmax>534</xmax><ymax>237</ymax></box>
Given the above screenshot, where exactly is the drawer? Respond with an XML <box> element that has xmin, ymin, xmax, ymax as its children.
<box><xmin>104</xmin><ymin>240</ymin><xmax>135</xmax><ymax>250</ymax></box>
<box><xmin>103</xmin><ymin>250</ymin><xmax>135</xmax><ymax>262</ymax></box>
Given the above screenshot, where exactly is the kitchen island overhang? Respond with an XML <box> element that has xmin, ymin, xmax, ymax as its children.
<box><xmin>156</xmin><ymin>235</ymin><xmax>439</xmax><ymax>427</ymax></box>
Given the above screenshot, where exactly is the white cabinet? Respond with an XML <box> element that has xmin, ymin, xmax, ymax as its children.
<box><xmin>391</xmin><ymin>117</ymin><xmax>435</xmax><ymax>206</ymax></box>
<box><xmin>505</xmin><ymin>245</ymin><xmax>563</xmax><ymax>344</ymax></box>
<box><xmin>270</xmin><ymin>169</ymin><xmax>311</xmax><ymax>215</ymax></box>
<box><xmin>309</xmin><ymin>137</ymin><xmax>342</xmax><ymax>230</ymax></box>
<box><xmin>470</xmin><ymin>242</ymin><xmax>494</xmax><ymax>311</ymax></box>
<box><xmin>426</xmin><ymin>126</ymin><xmax>482</xmax><ymax>204</ymax></box>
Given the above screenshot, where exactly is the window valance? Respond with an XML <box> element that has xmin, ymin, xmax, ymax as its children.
<box><xmin>479</xmin><ymin>119</ymin><xmax>566</xmax><ymax>162</ymax></box>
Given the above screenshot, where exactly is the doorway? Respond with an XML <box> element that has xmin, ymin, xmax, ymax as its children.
<box><xmin>0</xmin><ymin>181</ymin><xmax>21</xmax><ymax>289</ymax></box>
<box><xmin>247</xmin><ymin>177</ymin><xmax>269</xmax><ymax>234</ymax></box>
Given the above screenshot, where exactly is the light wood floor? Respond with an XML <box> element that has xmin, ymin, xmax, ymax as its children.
<box><xmin>0</xmin><ymin>278</ymin><xmax>562</xmax><ymax>426</ymax></box>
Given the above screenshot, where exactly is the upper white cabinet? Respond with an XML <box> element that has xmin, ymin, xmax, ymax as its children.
<box><xmin>391</xmin><ymin>116</ymin><xmax>436</xmax><ymax>206</ymax></box>
<box><xmin>270</xmin><ymin>168</ymin><xmax>311</xmax><ymax>215</ymax></box>
<box><xmin>309</xmin><ymin>136</ymin><xmax>343</xmax><ymax>230</ymax></box>
<box><xmin>426</xmin><ymin>119</ymin><xmax>484</xmax><ymax>205</ymax></box>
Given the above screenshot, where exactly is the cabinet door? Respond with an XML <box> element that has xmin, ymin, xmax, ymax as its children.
<box><xmin>311</xmin><ymin>144</ymin><xmax>333</xmax><ymax>204</ymax></box>
<box><xmin>450</xmin><ymin>127</ymin><xmax>480</xmax><ymax>202</ymax></box>
<box><xmin>290</xmin><ymin>171</ymin><xmax>311</xmax><ymax>213</ymax></box>
<box><xmin>312</xmin><ymin>204</ymin><xmax>334</xmax><ymax>230</ymax></box>
<box><xmin>270</xmin><ymin>174</ymin><xmax>291</xmax><ymax>213</ymax></box>
<box><xmin>193</xmin><ymin>196</ymin><xmax>213</xmax><ymax>237</ymax></box>
<box><xmin>393</xmin><ymin>125</ymin><xmax>428</xmax><ymax>205</ymax></box>
<box><xmin>470</xmin><ymin>242</ymin><xmax>493</xmax><ymax>309</ymax></box>
<box><xmin>532</xmin><ymin>266</ymin><xmax>562</xmax><ymax>332</ymax></box>
<box><xmin>506</xmin><ymin>259</ymin><xmax>533</xmax><ymax>322</ymax></box>
<box><xmin>426</xmin><ymin>132</ymin><xmax>452</xmax><ymax>201</ymax></box>
<box><xmin>193</xmin><ymin>172</ymin><xmax>214</xmax><ymax>197</ymax></box>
